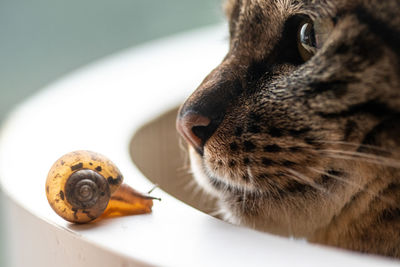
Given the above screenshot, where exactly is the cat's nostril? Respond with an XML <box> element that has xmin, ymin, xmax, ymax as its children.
<box><xmin>176</xmin><ymin>112</ymin><xmax>213</xmax><ymax>154</ymax></box>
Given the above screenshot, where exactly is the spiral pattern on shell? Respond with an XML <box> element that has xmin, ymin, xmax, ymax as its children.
<box><xmin>65</xmin><ymin>169</ymin><xmax>110</xmax><ymax>210</ymax></box>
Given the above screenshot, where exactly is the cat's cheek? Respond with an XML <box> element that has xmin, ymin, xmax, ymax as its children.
<box><xmin>188</xmin><ymin>146</ymin><xmax>221</xmax><ymax>198</ymax></box>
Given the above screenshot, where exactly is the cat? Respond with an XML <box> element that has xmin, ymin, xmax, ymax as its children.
<box><xmin>176</xmin><ymin>0</ymin><xmax>400</xmax><ymax>258</ymax></box>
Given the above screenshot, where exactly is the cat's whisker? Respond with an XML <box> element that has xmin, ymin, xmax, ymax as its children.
<box><xmin>312</xmin><ymin>140</ymin><xmax>394</xmax><ymax>153</ymax></box>
<box><xmin>285</xmin><ymin>168</ymin><xmax>327</xmax><ymax>194</ymax></box>
<box><xmin>182</xmin><ymin>178</ymin><xmax>199</xmax><ymax>192</ymax></box>
<box><xmin>246</xmin><ymin>167</ymin><xmax>260</xmax><ymax>194</ymax></box>
<box><xmin>285</xmin><ymin>169</ymin><xmax>345</xmax><ymax>209</ymax></box>
<box><xmin>307</xmin><ymin>166</ymin><xmax>362</xmax><ymax>189</ymax></box>
<box><xmin>307</xmin><ymin>167</ymin><xmax>393</xmax><ymax>205</ymax></box>
<box><xmin>176</xmin><ymin>167</ymin><xmax>194</xmax><ymax>183</ymax></box>
<box><xmin>281</xmin><ymin>203</ymin><xmax>294</xmax><ymax>237</ymax></box>
<box><xmin>175</xmin><ymin>164</ymin><xmax>193</xmax><ymax>182</ymax></box>
<box><xmin>182</xmin><ymin>177</ymin><xmax>219</xmax><ymax>212</ymax></box>
<box><xmin>320</xmin><ymin>150</ymin><xmax>400</xmax><ymax>169</ymax></box>
<box><xmin>176</xmin><ymin>165</ymin><xmax>191</xmax><ymax>173</ymax></box>
<box><xmin>175</xmin><ymin>169</ymin><xmax>192</xmax><ymax>179</ymax></box>
<box><xmin>191</xmin><ymin>181</ymin><xmax>204</xmax><ymax>197</ymax></box>
<box><xmin>241</xmin><ymin>189</ymin><xmax>247</xmax><ymax>215</ymax></box>
<box><xmin>320</xmin><ymin>149</ymin><xmax>396</xmax><ymax>161</ymax></box>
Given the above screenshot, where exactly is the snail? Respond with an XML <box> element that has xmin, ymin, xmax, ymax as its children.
<box><xmin>46</xmin><ymin>150</ymin><xmax>159</xmax><ymax>223</ymax></box>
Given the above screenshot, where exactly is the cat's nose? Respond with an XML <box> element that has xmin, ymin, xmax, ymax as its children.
<box><xmin>176</xmin><ymin>111</ymin><xmax>213</xmax><ymax>154</ymax></box>
<box><xmin>176</xmin><ymin>59</ymin><xmax>243</xmax><ymax>154</ymax></box>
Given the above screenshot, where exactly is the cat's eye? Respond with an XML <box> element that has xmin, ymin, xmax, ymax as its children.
<box><xmin>297</xmin><ymin>18</ymin><xmax>334</xmax><ymax>62</ymax></box>
<box><xmin>298</xmin><ymin>22</ymin><xmax>317</xmax><ymax>61</ymax></box>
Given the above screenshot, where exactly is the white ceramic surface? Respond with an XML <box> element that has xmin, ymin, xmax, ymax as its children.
<box><xmin>0</xmin><ymin>25</ymin><xmax>398</xmax><ymax>267</ymax></box>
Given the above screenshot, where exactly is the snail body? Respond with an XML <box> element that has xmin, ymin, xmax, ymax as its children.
<box><xmin>46</xmin><ymin>150</ymin><xmax>124</xmax><ymax>223</ymax></box>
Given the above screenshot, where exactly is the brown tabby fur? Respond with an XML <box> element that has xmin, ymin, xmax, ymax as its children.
<box><xmin>177</xmin><ymin>0</ymin><xmax>400</xmax><ymax>258</ymax></box>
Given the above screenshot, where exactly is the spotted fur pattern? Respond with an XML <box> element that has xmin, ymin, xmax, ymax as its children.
<box><xmin>178</xmin><ymin>0</ymin><xmax>400</xmax><ymax>258</ymax></box>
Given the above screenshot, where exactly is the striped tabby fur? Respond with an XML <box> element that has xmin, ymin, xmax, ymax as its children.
<box><xmin>177</xmin><ymin>0</ymin><xmax>400</xmax><ymax>258</ymax></box>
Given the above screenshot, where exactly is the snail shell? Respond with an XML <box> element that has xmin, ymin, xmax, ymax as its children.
<box><xmin>45</xmin><ymin>150</ymin><xmax>123</xmax><ymax>223</ymax></box>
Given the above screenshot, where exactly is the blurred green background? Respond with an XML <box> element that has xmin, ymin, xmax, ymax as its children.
<box><xmin>0</xmin><ymin>0</ymin><xmax>222</xmax><ymax>265</ymax></box>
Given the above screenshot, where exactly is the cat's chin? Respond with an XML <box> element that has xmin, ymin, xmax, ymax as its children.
<box><xmin>188</xmin><ymin>146</ymin><xmax>308</xmax><ymax>235</ymax></box>
<box><xmin>188</xmin><ymin>146</ymin><xmax>224</xmax><ymax>198</ymax></box>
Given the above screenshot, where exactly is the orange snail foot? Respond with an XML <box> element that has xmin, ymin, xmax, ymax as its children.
<box><xmin>98</xmin><ymin>184</ymin><xmax>160</xmax><ymax>220</ymax></box>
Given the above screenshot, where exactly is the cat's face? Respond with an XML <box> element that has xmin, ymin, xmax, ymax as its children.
<box><xmin>177</xmin><ymin>0</ymin><xmax>400</xmax><ymax>237</ymax></box>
